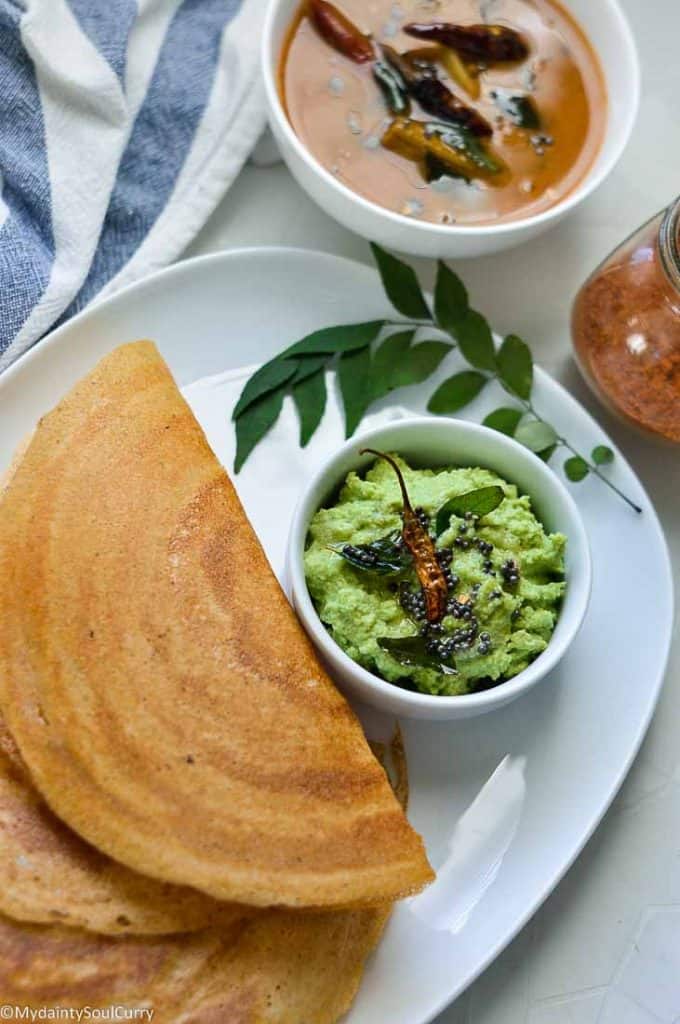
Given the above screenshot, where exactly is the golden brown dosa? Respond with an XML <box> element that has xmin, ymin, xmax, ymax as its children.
<box><xmin>0</xmin><ymin>341</ymin><xmax>432</xmax><ymax>909</ymax></box>
<box><xmin>0</xmin><ymin>714</ymin><xmax>250</xmax><ymax>935</ymax></box>
<box><xmin>0</xmin><ymin>906</ymin><xmax>390</xmax><ymax>1023</ymax></box>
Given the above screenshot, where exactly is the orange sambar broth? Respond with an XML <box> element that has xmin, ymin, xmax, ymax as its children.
<box><xmin>279</xmin><ymin>0</ymin><xmax>607</xmax><ymax>226</ymax></box>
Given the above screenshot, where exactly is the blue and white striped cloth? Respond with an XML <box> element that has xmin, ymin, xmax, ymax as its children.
<box><xmin>0</xmin><ymin>0</ymin><xmax>266</xmax><ymax>370</ymax></box>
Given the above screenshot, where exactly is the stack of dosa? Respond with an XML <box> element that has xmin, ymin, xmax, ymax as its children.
<box><xmin>0</xmin><ymin>342</ymin><xmax>432</xmax><ymax>1021</ymax></box>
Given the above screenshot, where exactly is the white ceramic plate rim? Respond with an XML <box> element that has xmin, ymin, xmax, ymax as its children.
<box><xmin>261</xmin><ymin>0</ymin><xmax>641</xmax><ymax>238</ymax></box>
<box><xmin>0</xmin><ymin>247</ymin><xmax>673</xmax><ymax>1023</ymax></box>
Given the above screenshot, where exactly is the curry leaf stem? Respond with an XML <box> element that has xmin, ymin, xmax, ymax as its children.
<box><xmin>520</xmin><ymin>398</ymin><xmax>643</xmax><ymax>514</ymax></box>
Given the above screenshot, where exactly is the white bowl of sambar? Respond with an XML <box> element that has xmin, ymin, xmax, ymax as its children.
<box><xmin>263</xmin><ymin>0</ymin><xmax>639</xmax><ymax>258</ymax></box>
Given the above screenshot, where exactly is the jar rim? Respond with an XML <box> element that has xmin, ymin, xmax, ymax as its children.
<box><xmin>659</xmin><ymin>195</ymin><xmax>680</xmax><ymax>292</ymax></box>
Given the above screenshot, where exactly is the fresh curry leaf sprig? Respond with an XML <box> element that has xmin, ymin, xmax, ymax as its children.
<box><xmin>231</xmin><ymin>244</ymin><xmax>641</xmax><ymax>514</ymax></box>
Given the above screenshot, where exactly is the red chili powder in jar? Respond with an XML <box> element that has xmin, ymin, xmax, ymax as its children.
<box><xmin>572</xmin><ymin>200</ymin><xmax>680</xmax><ymax>443</ymax></box>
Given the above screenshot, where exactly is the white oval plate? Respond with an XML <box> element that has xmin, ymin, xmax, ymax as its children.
<box><xmin>0</xmin><ymin>248</ymin><xmax>673</xmax><ymax>1023</ymax></box>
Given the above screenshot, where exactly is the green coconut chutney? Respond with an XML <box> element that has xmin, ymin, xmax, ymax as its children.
<box><xmin>304</xmin><ymin>455</ymin><xmax>566</xmax><ymax>697</ymax></box>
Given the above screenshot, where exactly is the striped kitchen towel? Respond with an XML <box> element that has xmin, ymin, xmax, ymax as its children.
<box><xmin>0</xmin><ymin>0</ymin><xmax>267</xmax><ymax>370</ymax></box>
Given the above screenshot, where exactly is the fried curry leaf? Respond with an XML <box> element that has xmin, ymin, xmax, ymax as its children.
<box><xmin>435</xmin><ymin>485</ymin><xmax>505</xmax><ymax>535</ymax></box>
<box><xmin>426</xmin><ymin>121</ymin><xmax>505</xmax><ymax>175</ymax></box>
<box><xmin>332</xmin><ymin>530</ymin><xmax>412</xmax><ymax>574</ymax></box>
<box><xmin>373</xmin><ymin>59</ymin><xmax>411</xmax><ymax>115</ymax></box>
<box><xmin>491</xmin><ymin>89</ymin><xmax>541</xmax><ymax>129</ymax></box>
<box><xmin>378</xmin><ymin>635</ymin><xmax>458</xmax><ymax>675</ymax></box>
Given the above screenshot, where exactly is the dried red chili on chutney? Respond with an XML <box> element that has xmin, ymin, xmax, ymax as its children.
<box><xmin>572</xmin><ymin>198</ymin><xmax>680</xmax><ymax>444</ymax></box>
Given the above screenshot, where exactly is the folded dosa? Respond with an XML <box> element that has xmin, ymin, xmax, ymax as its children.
<box><xmin>0</xmin><ymin>905</ymin><xmax>389</xmax><ymax>1023</ymax></box>
<box><xmin>0</xmin><ymin>341</ymin><xmax>432</xmax><ymax>908</ymax></box>
<box><xmin>0</xmin><ymin>713</ymin><xmax>249</xmax><ymax>935</ymax></box>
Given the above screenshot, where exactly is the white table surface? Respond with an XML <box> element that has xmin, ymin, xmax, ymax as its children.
<box><xmin>185</xmin><ymin>1</ymin><xmax>680</xmax><ymax>1018</ymax></box>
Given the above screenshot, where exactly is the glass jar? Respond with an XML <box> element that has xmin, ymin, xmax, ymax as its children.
<box><xmin>571</xmin><ymin>197</ymin><xmax>680</xmax><ymax>444</ymax></box>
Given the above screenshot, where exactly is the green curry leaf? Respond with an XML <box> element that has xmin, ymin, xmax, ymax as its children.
<box><xmin>395</xmin><ymin>340</ymin><xmax>452</xmax><ymax>386</ymax></box>
<box><xmin>282</xmin><ymin>321</ymin><xmax>385</xmax><ymax>359</ymax></box>
<box><xmin>292</xmin><ymin>369</ymin><xmax>327</xmax><ymax>447</ymax></box>
<box><xmin>371</xmin><ymin>330</ymin><xmax>416</xmax><ymax>398</ymax></box>
<box><xmin>372</xmin><ymin>335</ymin><xmax>451</xmax><ymax>401</ymax></box>
<box><xmin>229</xmin><ymin>248</ymin><xmax>641</xmax><ymax>513</ymax></box>
<box><xmin>338</xmin><ymin>346</ymin><xmax>373</xmax><ymax>438</ymax></box>
<box><xmin>232</xmin><ymin>359</ymin><xmax>298</xmax><ymax>420</ymax></box>
<box><xmin>234</xmin><ymin>386</ymin><xmax>285</xmax><ymax>473</ymax></box>
<box><xmin>497</xmin><ymin>334</ymin><xmax>533</xmax><ymax>400</ymax></box>
<box><xmin>292</xmin><ymin>354</ymin><xmax>328</xmax><ymax>384</ymax></box>
<box><xmin>370</xmin><ymin>243</ymin><xmax>430</xmax><ymax>320</ymax></box>
<box><xmin>537</xmin><ymin>443</ymin><xmax>558</xmax><ymax>463</ymax></box>
<box><xmin>564</xmin><ymin>455</ymin><xmax>590</xmax><ymax>481</ymax></box>
<box><xmin>427</xmin><ymin>370</ymin><xmax>488</xmax><ymax>413</ymax></box>
<box><xmin>483</xmin><ymin>406</ymin><xmax>523</xmax><ymax>436</ymax></box>
<box><xmin>434</xmin><ymin>260</ymin><xmax>469</xmax><ymax>333</ymax></box>
<box><xmin>454</xmin><ymin>309</ymin><xmax>497</xmax><ymax>371</ymax></box>
<box><xmin>514</xmin><ymin>419</ymin><xmax>558</xmax><ymax>453</ymax></box>
<box><xmin>592</xmin><ymin>444</ymin><xmax>615</xmax><ymax>465</ymax></box>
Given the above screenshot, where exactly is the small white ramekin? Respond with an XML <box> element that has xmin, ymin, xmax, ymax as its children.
<box><xmin>287</xmin><ymin>418</ymin><xmax>591</xmax><ymax>720</ymax></box>
<box><xmin>262</xmin><ymin>0</ymin><xmax>639</xmax><ymax>259</ymax></box>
